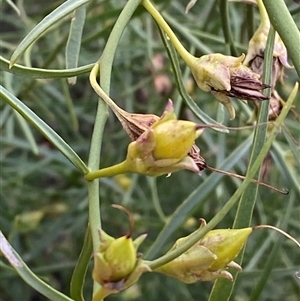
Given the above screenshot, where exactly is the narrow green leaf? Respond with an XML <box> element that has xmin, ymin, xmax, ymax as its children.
<box><xmin>5</xmin><ymin>0</ymin><xmax>20</xmax><ymax>16</ymax></box>
<box><xmin>3</xmin><ymin>70</ymin><xmax>39</xmax><ymax>155</ymax></box>
<box><xmin>0</xmin><ymin>86</ymin><xmax>89</xmax><ymax>174</ymax></box>
<box><xmin>159</xmin><ymin>27</ymin><xmax>229</xmax><ymax>133</ymax></box>
<box><xmin>61</xmin><ymin>79</ymin><xmax>79</xmax><ymax>131</ymax></box>
<box><xmin>13</xmin><ymin>110</ymin><xmax>39</xmax><ymax>155</ymax></box>
<box><xmin>0</xmin><ymin>231</ymin><xmax>75</xmax><ymax>301</ymax></box>
<box><xmin>66</xmin><ymin>5</ymin><xmax>87</xmax><ymax>85</ymax></box>
<box><xmin>70</xmin><ymin>225</ymin><xmax>93</xmax><ymax>301</ymax></box>
<box><xmin>1</xmin><ymin>56</ymin><xmax>93</xmax><ymax>79</ymax></box>
<box><xmin>9</xmin><ymin>0</ymin><xmax>91</xmax><ymax>67</ymax></box>
<box><xmin>208</xmin><ymin>26</ymin><xmax>276</xmax><ymax>301</ymax></box>
<box><xmin>208</xmin><ymin>108</ymin><xmax>298</xmax><ymax>301</ymax></box>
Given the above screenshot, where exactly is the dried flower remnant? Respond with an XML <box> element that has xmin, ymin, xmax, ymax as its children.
<box><xmin>117</xmin><ymin>110</ymin><xmax>159</xmax><ymax>142</ymax></box>
<box><xmin>89</xmin><ymin>63</ymin><xmax>159</xmax><ymax>141</ymax></box>
<box><xmin>264</xmin><ymin>90</ymin><xmax>285</xmax><ymax>121</ymax></box>
<box><xmin>243</xmin><ymin>0</ymin><xmax>293</xmax><ymax>89</ymax></box>
<box><xmin>190</xmin><ymin>53</ymin><xmax>269</xmax><ymax>119</ymax></box>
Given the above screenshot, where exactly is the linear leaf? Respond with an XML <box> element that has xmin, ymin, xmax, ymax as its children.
<box><xmin>0</xmin><ymin>86</ymin><xmax>89</xmax><ymax>174</ymax></box>
<box><xmin>66</xmin><ymin>5</ymin><xmax>87</xmax><ymax>85</ymax></box>
<box><xmin>1</xmin><ymin>56</ymin><xmax>93</xmax><ymax>79</ymax></box>
<box><xmin>9</xmin><ymin>0</ymin><xmax>91</xmax><ymax>67</ymax></box>
<box><xmin>0</xmin><ymin>231</ymin><xmax>75</xmax><ymax>301</ymax></box>
<box><xmin>70</xmin><ymin>225</ymin><xmax>93</xmax><ymax>301</ymax></box>
<box><xmin>208</xmin><ymin>25</ymin><xmax>276</xmax><ymax>301</ymax></box>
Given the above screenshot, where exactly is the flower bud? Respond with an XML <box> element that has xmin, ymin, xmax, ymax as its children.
<box><xmin>92</xmin><ymin>230</ymin><xmax>149</xmax><ymax>300</ymax></box>
<box><xmin>93</xmin><ymin>231</ymin><xmax>147</xmax><ymax>285</ymax></box>
<box><xmin>154</xmin><ymin>226</ymin><xmax>252</xmax><ymax>283</ymax></box>
<box><xmin>124</xmin><ymin>101</ymin><xmax>203</xmax><ymax>176</ymax></box>
<box><xmin>114</xmin><ymin>174</ymin><xmax>133</xmax><ymax>190</ymax></box>
<box><xmin>152</xmin><ymin>120</ymin><xmax>201</xmax><ymax>161</ymax></box>
<box><xmin>85</xmin><ymin>100</ymin><xmax>207</xmax><ymax>181</ymax></box>
<box><xmin>199</xmin><ymin>228</ymin><xmax>252</xmax><ymax>271</ymax></box>
<box><xmin>103</xmin><ymin>235</ymin><xmax>136</xmax><ymax>281</ymax></box>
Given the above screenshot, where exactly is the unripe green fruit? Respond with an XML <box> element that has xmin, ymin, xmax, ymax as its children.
<box><xmin>152</xmin><ymin>120</ymin><xmax>196</xmax><ymax>160</ymax></box>
<box><xmin>104</xmin><ymin>236</ymin><xmax>136</xmax><ymax>281</ymax></box>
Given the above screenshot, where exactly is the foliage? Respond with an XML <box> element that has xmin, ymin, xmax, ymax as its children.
<box><xmin>0</xmin><ymin>1</ymin><xmax>299</xmax><ymax>301</ymax></box>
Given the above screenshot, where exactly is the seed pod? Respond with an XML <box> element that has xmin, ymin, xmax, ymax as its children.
<box><xmin>93</xmin><ymin>232</ymin><xmax>147</xmax><ymax>286</ymax></box>
<box><xmin>199</xmin><ymin>228</ymin><xmax>252</xmax><ymax>271</ymax></box>
<box><xmin>103</xmin><ymin>235</ymin><xmax>136</xmax><ymax>282</ymax></box>
<box><xmin>154</xmin><ymin>227</ymin><xmax>253</xmax><ymax>282</ymax></box>
<box><xmin>190</xmin><ymin>53</ymin><xmax>269</xmax><ymax>119</ymax></box>
<box><xmin>152</xmin><ymin>120</ymin><xmax>200</xmax><ymax>161</ymax></box>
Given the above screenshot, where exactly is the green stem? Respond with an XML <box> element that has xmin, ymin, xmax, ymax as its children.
<box><xmin>142</xmin><ymin>0</ymin><xmax>197</xmax><ymax>67</ymax></box>
<box><xmin>262</xmin><ymin>0</ymin><xmax>300</xmax><ymax>77</ymax></box>
<box><xmin>86</xmin><ymin>0</ymin><xmax>143</xmax><ymax>296</ymax></box>
<box><xmin>89</xmin><ymin>63</ymin><xmax>128</xmax><ymax>119</ymax></box>
<box><xmin>147</xmin><ymin>82</ymin><xmax>298</xmax><ymax>270</ymax></box>
<box><xmin>207</xmin><ymin>24</ymin><xmax>276</xmax><ymax>301</ymax></box>
<box><xmin>85</xmin><ymin>161</ymin><xmax>129</xmax><ymax>181</ymax></box>
<box><xmin>148</xmin><ymin>177</ymin><xmax>167</xmax><ymax>222</ymax></box>
<box><xmin>257</xmin><ymin>0</ymin><xmax>270</xmax><ymax>29</ymax></box>
<box><xmin>92</xmin><ymin>288</ymin><xmax>111</xmax><ymax>301</ymax></box>
<box><xmin>219</xmin><ymin>0</ymin><xmax>238</xmax><ymax>55</ymax></box>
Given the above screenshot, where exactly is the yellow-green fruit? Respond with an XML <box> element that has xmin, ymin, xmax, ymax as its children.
<box><xmin>152</xmin><ymin>120</ymin><xmax>196</xmax><ymax>160</ymax></box>
<box><xmin>104</xmin><ymin>236</ymin><xmax>137</xmax><ymax>281</ymax></box>
<box><xmin>201</xmin><ymin>228</ymin><xmax>252</xmax><ymax>271</ymax></box>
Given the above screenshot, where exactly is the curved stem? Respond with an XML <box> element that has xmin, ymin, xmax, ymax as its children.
<box><xmin>257</xmin><ymin>0</ymin><xmax>270</xmax><ymax>29</ymax></box>
<box><xmin>147</xmin><ymin>177</ymin><xmax>167</xmax><ymax>222</ymax></box>
<box><xmin>142</xmin><ymin>0</ymin><xmax>197</xmax><ymax>67</ymax></box>
<box><xmin>89</xmin><ymin>63</ymin><xmax>131</xmax><ymax>124</ymax></box>
<box><xmin>86</xmin><ymin>0</ymin><xmax>143</xmax><ymax>296</ymax></box>
<box><xmin>85</xmin><ymin>161</ymin><xmax>130</xmax><ymax>180</ymax></box>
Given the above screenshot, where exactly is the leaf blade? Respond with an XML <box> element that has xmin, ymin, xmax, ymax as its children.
<box><xmin>9</xmin><ymin>0</ymin><xmax>91</xmax><ymax>67</ymax></box>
